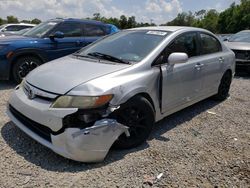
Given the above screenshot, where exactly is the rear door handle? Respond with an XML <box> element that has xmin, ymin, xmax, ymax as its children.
<box><xmin>219</xmin><ymin>57</ymin><xmax>225</xmax><ymax>63</ymax></box>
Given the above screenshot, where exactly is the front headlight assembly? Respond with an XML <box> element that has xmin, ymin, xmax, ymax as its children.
<box><xmin>51</xmin><ymin>95</ymin><xmax>113</xmax><ymax>109</ymax></box>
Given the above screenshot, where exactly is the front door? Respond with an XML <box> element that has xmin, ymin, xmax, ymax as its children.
<box><xmin>46</xmin><ymin>22</ymin><xmax>86</xmax><ymax>61</ymax></box>
<box><xmin>160</xmin><ymin>32</ymin><xmax>203</xmax><ymax>114</ymax></box>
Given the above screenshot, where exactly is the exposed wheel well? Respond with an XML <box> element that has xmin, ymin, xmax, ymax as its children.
<box><xmin>225</xmin><ymin>69</ymin><xmax>232</xmax><ymax>76</ymax></box>
<box><xmin>223</xmin><ymin>69</ymin><xmax>233</xmax><ymax>81</ymax></box>
<box><xmin>131</xmin><ymin>93</ymin><xmax>156</xmax><ymax>113</ymax></box>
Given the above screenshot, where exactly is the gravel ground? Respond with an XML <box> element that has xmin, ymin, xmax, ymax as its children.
<box><xmin>0</xmin><ymin>74</ymin><xmax>249</xmax><ymax>188</ymax></box>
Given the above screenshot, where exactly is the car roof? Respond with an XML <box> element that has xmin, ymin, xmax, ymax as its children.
<box><xmin>129</xmin><ymin>26</ymin><xmax>209</xmax><ymax>33</ymax></box>
<box><xmin>1</xmin><ymin>23</ymin><xmax>36</xmax><ymax>26</ymax></box>
<box><xmin>48</xmin><ymin>18</ymin><xmax>106</xmax><ymax>25</ymax></box>
<box><xmin>239</xmin><ymin>30</ymin><xmax>250</xmax><ymax>32</ymax></box>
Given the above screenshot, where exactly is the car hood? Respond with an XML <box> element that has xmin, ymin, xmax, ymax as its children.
<box><xmin>0</xmin><ymin>35</ymin><xmax>35</xmax><ymax>43</ymax></box>
<box><xmin>224</xmin><ymin>41</ymin><xmax>250</xmax><ymax>51</ymax></box>
<box><xmin>26</xmin><ymin>56</ymin><xmax>131</xmax><ymax>94</ymax></box>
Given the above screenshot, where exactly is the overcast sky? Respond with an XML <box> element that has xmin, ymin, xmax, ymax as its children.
<box><xmin>0</xmin><ymin>0</ymin><xmax>240</xmax><ymax>24</ymax></box>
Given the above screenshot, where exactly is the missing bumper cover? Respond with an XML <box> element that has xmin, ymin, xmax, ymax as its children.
<box><xmin>52</xmin><ymin>119</ymin><xmax>129</xmax><ymax>162</ymax></box>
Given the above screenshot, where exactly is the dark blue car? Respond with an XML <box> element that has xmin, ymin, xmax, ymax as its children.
<box><xmin>0</xmin><ymin>18</ymin><xmax>119</xmax><ymax>83</ymax></box>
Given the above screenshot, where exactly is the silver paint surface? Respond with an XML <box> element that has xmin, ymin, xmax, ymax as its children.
<box><xmin>7</xmin><ymin>26</ymin><xmax>235</xmax><ymax>162</ymax></box>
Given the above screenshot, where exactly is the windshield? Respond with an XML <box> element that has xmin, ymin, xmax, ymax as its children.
<box><xmin>16</xmin><ymin>28</ymin><xmax>30</xmax><ymax>35</ymax></box>
<box><xmin>78</xmin><ymin>30</ymin><xmax>169</xmax><ymax>62</ymax></box>
<box><xmin>0</xmin><ymin>25</ymin><xmax>5</xmax><ymax>30</ymax></box>
<box><xmin>23</xmin><ymin>21</ymin><xmax>60</xmax><ymax>38</ymax></box>
<box><xmin>228</xmin><ymin>31</ymin><xmax>250</xmax><ymax>43</ymax></box>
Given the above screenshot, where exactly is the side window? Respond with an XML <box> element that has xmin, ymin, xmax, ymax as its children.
<box><xmin>53</xmin><ymin>22</ymin><xmax>83</xmax><ymax>37</ymax></box>
<box><xmin>5</xmin><ymin>25</ymin><xmax>21</xmax><ymax>31</ymax></box>
<box><xmin>200</xmin><ymin>33</ymin><xmax>222</xmax><ymax>55</ymax></box>
<box><xmin>19</xmin><ymin>25</ymin><xmax>33</xmax><ymax>30</ymax></box>
<box><xmin>166</xmin><ymin>32</ymin><xmax>198</xmax><ymax>58</ymax></box>
<box><xmin>84</xmin><ymin>24</ymin><xmax>106</xmax><ymax>37</ymax></box>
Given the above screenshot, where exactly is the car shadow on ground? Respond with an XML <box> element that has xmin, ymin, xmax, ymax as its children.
<box><xmin>1</xmin><ymin>97</ymin><xmax>221</xmax><ymax>172</ymax></box>
<box><xmin>0</xmin><ymin>81</ymin><xmax>16</xmax><ymax>90</ymax></box>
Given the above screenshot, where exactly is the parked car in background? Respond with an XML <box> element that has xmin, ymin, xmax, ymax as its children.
<box><xmin>0</xmin><ymin>23</ymin><xmax>35</xmax><ymax>33</ymax></box>
<box><xmin>217</xmin><ymin>34</ymin><xmax>232</xmax><ymax>41</ymax></box>
<box><xmin>0</xmin><ymin>18</ymin><xmax>119</xmax><ymax>83</ymax></box>
<box><xmin>7</xmin><ymin>26</ymin><xmax>235</xmax><ymax>162</ymax></box>
<box><xmin>0</xmin><ymin>28</ymin><xmax>32</xmax><ymax>37</ymax></box>
<box><xmin>224</xmin><ymin>30</ymin><xmax>250</xmax><ymax>73</ymax></box>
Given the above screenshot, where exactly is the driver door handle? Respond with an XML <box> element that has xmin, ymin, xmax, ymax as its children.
<box><xmin>195</xmin><ymin>63</ymin><xmax>204</xmax><ymax>70</ymax></box>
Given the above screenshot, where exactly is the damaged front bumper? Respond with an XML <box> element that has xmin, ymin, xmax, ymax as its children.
<box><xmin>7</xmin><ymin>88</ymin><xmax>129</xmax><ymax>162</ymax></box>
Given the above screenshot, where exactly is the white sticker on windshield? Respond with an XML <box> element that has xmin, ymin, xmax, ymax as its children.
<box><xmin>146</xmin><ymin>31</ymin><xmax>168</xmax><ymax>36</ymax></box>
<box><xmin>48</xmin><ymin>22</ymin><xmax>57</xmax><ymax>25</ymax></box>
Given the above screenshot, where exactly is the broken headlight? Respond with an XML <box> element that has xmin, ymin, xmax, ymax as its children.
<box><xmin>51</xmin><ymin>95</ymin><xmax>113</xmax><ymax>109</ymax></box>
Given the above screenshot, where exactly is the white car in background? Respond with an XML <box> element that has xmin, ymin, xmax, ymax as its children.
<box><xmin>0</xmin><ymin>23</ymin><xmax>35</xmax><ymax>34</ymax></box>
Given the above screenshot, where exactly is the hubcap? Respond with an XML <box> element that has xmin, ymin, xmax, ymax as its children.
<box><xmin>116</xmin><ymin>106</ymin><xmax>147</xmax><ymax>140</ymax></box>
<box><xmin>18</xmin><ymin>60</ymin><xmax>39</xmax><ymax>79</ymax></box>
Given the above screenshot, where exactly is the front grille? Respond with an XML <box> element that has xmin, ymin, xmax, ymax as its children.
<box><xmin>23</xmin><ymin>81</ymin><xmax>58</xmax><ymax>101</ymax></box>
<box><xmin>9</xmin><ymin>105</ymin><xmax>52</xmax><ymax>142</ymax></box>
<box><xmin>233</xmin><ymin>50</ymin><xmax>250</xmax><ymax>60</ymax></box>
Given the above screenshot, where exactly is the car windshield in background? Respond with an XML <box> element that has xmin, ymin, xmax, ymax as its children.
<box><xmin>23</xmin><ymin>21</ymin><xmax>60</xmax><ymax>38</ymax></box>
<box><xmin>228</xmin><ymin>31</ymin><xmax>250</xmax><ymax>43</ymax></box>
<box><xmin>79</xmin><ymin>30</ymin><xmax>169</xmax><ymax>62</ymax></box>
<box><xmin>16</xmin><ymin>28</ymin><xmax>30</xmax><ymax>35</ymax></box>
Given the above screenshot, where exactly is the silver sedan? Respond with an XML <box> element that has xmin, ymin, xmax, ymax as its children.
<box><xmin>7</xmin><ymin>26</ymin><xmax>235</xmax><ymax>162</ymax></box>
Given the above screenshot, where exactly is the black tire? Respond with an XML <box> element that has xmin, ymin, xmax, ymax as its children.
<box><xmin>213</xmin><ymin>71</ymin><xmax>232</xmax><ymax>101</ymax></box>
<box><xmin>111</xmin><ymin>95</ymin><xmax>155</xmax><ymax>149</ymax></box>
<box><xmin>12</xmin><ymin>56</ymin><xmax>42</xmax><ymax>83</ymax></box>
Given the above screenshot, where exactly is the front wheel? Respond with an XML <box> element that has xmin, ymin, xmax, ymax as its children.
<box><xmin>111</xmin><ymin>96</ymin><xmax>155</xmax><ymax>149</ymax></box>
<box><xmin>12</xmin><ymin>56</ymin><xmax>42</xmax><ymax>83</ymax></box>
<box><xmin>213</xmin><ymin>71</ymin><xmax>232</xmax><ymax>101</ymax></box>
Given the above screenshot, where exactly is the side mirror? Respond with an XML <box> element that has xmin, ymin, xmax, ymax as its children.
<box><xmin>223</xmin><ymin>38</ymin><xmax>228</xmax><ymax>41</ymax></box>
<box><xmin>168</xmin><ymin>52</ymin><xmax>188</xmax><ymax>65</ymax></box>
<box><xmin>49</xmin><ymin>31</ymin><xmax>64</xmax><ymax>40</ymax></box>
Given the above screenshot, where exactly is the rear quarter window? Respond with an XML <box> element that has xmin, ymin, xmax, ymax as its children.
<box><xmin>200</xmin><ymin>33</ymin><xmax>222</xmax><ymax>55</ymax></box>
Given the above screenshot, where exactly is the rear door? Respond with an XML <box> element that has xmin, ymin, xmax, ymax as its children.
<box><xmin>46</xmin><ymin>22</ymin><xmax>86</xmax><ymax>60</ymax></box>
<box><xmin>83</xmin><ymin>24</ymin><xmax>108</xmax><ymax>46</ymax></box>
<box><xmin>197</xmin><ymin>32</ymin><xmax>224</xmax><ymax>95</ymax></box>
<box><xmin>160</xmin><ymin>32</ymin><xmax>204</xmax><ymax>114</ymax></box>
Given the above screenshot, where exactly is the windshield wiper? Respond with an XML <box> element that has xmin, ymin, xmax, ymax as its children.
<box><xmin>73</xmin><ymin>53</ymin><xmax>98</xmax><ymax>60</ymax></box>
<box><xmin>87</xmin><ymin>52</ymin><xmax>130</xmax><ymax>64</ymax></box>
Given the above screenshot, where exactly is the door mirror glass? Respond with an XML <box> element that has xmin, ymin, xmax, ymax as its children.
<box><xmin>168</xmin><ymin>52</ymin><xmax>188</xmax><ymax>65</ymax></box>
<box><xmin>50</xmin><ymin>31</ymin><xmax>64</xmax><ymax>40</ymax></box>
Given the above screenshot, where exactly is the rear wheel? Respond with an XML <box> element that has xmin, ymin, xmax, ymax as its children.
<box><xmin>213</xmin><ymin>71</ymin><xmax>232</xmax><ymax>101</ymax></box>
<box><xmin>111</xmin><ymin>96</ymin><xmax>155</xmax><ymax>149</ymax></box>
<box><xmin>12</xmin><ymin>56</ymin><xmax>42</xmax><ymax>83</ymax></box>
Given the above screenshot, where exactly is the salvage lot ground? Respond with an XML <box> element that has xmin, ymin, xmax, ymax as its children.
<box><xmin>0</xmin><ymin>74</ymin><xmax>249</xmax><ymax>188</ymax></box>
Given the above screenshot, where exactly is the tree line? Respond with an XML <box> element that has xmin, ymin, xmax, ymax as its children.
<box><xmin>0</xmin><ymin>0</ymin><xmax>249</xmax><ymax>33</ymax></box>
<box><xmin>162</xmin><ymin>0</ymin><xmax>250</xmax><ymax>33</ymax></box>
<box><xmin>0</xmin><ymin>15</ymin><xmax>42</xmax><ymax>25</ymax></box>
